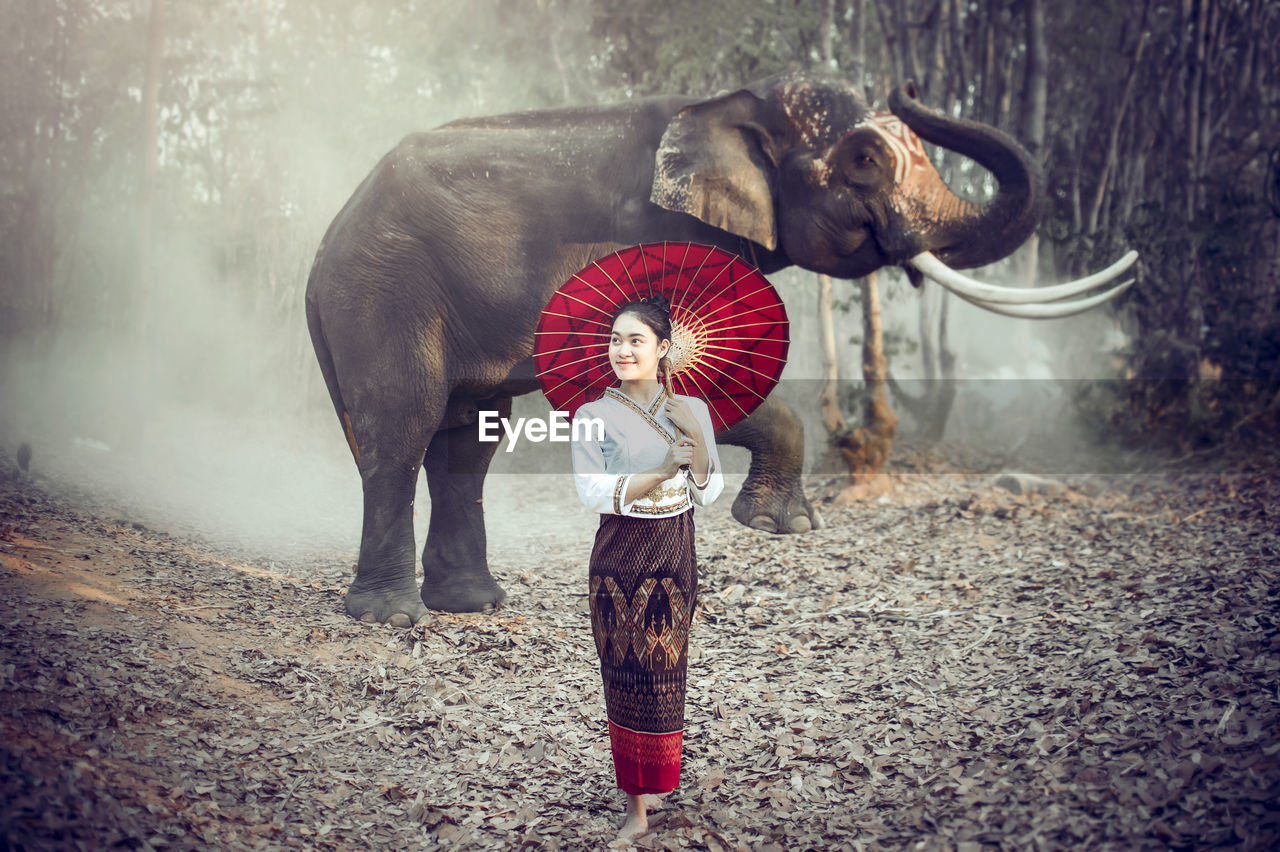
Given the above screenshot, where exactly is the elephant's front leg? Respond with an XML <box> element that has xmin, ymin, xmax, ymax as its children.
<box><xmin>717</xmin><ymin>396</ymin><xmax>823</xmax><ymax>534</ymax></box>
<box><xmin>419</xmin><ymin>401</ymin><xmax>508</xmax><ymax>613</ymax></box>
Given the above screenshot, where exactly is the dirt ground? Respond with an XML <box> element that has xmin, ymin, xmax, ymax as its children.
<box><xmin>1</xmin><ymin>448</ymin><xmax>1278</xmax><ymax>851</ymax></box>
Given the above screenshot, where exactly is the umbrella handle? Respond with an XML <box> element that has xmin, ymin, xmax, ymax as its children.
<box><xmin>659</xmin><ymin>358</ymin><xmax>676</xmax><ymax>408</ymax></box>
<box><xmin>659</xmin><ymin>357</ymin><xmax>690</xmax><ymax>472</ymax></box>
<box><xmin>659</xmin><ymin>357</ymin><xmax>680</xmax><ymax>435</ymax></box>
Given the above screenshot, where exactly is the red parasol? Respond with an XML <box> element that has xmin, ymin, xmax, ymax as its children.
<box><xmin>533</xmin><ymin>242</ymin><xmax>789</xmax><ymax>433</ymax></box>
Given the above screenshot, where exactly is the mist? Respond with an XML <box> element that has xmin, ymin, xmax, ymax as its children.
<box><xmin>0</xmin><ymin>0</ymin><xmax>610</xmax><ymax>563</ymax></box>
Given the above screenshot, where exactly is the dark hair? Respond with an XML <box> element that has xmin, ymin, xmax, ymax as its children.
<box><xmin>611</xmin><ymin>293</ymin><xmax>672</xmax><ymax>342</ymax></box>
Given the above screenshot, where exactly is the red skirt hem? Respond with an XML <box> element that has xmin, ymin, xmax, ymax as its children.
<box><xmin>608</xmin><ymin>720</ymin><xmax>683</xmax><ymax>795</ymax></box>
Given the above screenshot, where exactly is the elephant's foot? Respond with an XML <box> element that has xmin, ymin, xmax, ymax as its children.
<box><xmin>732</xmin><ymin>479</ymin><xmax>824</xmax><ymax>534</ymax></box>
<box><xmin>344</xmin><ymin>579</ymin><xmax>430</xmax><ymax>628</ymax></box>
<box><xmin>421</xmin><ymin>567</ymin><xmax>506</xmax><ymax>613</ymax></box>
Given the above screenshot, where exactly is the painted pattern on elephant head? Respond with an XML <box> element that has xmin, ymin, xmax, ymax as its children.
<box><xmin>862</xmin><ymin>113</ymin><xmax>929</xmax><ymax>188</ymax></box>
<box><xmin>776</xmin><ymin>76</ymin><xmax>859</xmax><ymax>148</ymax></box>
<box><xmin>859</xmin><ymin>111</ymin><xmax>976</xmax><ymax>252</ymax></box>
<box><xmin>650</xmin><ymin>71</ymin><xmax>1042</xmax><ymax>279</ymax></box>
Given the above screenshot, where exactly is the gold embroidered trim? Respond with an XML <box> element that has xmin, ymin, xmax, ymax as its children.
<box><xmin>628</xmin><ymin>497</ymin><xmax>691</xmax><ymax>515</ymax></box>
<box><xmin>613</xmin><ymin>475</ymin><xmax>627</xmax><ymax>515</ymax></box>
<box><xmin>645</xmin><ymin>481</ymin><xmax>687</xmax><ymax>502</ymax></box>
<box><xmin>605</xmin><ymin>387</ymin><xmax>675</xmax><ymax>445</ymax></box>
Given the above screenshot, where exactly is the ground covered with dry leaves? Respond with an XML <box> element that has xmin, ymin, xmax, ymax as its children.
<box><xmin>1</xmin><ymin>450</ymin><xmax>1278</xmax><ymax>850</ymax></box>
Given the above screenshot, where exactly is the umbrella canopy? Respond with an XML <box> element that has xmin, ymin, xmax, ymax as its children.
<box><xmin>534</xmin><ymin>242</ymin><xmax>789</xmax><ymax>433</ymax></box>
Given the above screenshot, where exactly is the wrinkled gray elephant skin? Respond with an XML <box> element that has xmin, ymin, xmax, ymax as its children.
<box><xmin>306</xmin><ymin>72</ymin><xmax>1043</xmax><ymax>622</ymax></box>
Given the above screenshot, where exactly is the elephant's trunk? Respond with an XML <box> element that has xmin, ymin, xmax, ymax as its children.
<box><xmin>887</xmin><ymin>82</ymin><xmax>1044</xmax><ymax>270</ymax></box>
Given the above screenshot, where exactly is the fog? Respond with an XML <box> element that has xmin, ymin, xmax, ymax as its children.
<box><xmin>0</xmin><ymin>1</ymin><xmax>612</xmax><ymax>564</ymax></box>
<box><xmin>0</xmin><ymin>2</ymin><xmax>1126</xmax><ymax>569</ymax></box>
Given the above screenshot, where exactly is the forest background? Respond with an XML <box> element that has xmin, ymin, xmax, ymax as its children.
<box><xmin>1</xmin><ymin>0</ymin><xmax>1277</xmax><ymax>531</ymax></box>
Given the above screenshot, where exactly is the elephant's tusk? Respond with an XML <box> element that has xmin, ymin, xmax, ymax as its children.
<box><xmin>908</xmin><ymin>250</ymin><xmax>1138</xmax><ymax>305</ymax></box>
<box><xmin>955</xmin><ymin>278</ymin><xmax>1136</xmax><ymax>319</ymax></box>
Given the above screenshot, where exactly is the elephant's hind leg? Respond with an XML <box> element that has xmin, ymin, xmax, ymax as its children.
<box><xmin>419</xmin><ymin>398</ymin><xmax>509</xmax><ymax>613</ymax></box>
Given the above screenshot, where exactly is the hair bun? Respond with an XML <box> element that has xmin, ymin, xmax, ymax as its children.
<box><xmin>644</xmin><ymin>292</ymin><xmax>672</xmax><ymax>314</ymax></box>
<box><xmin>611</xmin><ymin>293</ymin><xmax>673</xmax><ymax>342</ymax></box>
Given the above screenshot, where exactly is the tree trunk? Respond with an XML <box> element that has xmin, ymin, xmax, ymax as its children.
<box><xmin>1006</xmin><ymin>0</ymin><xmax>1047</xmax><ymax>368</ymax></box>
<box><xmin>1085</xmin><ymin>6</ymin><xmax>1149</xmax><ymax>240</ymax></box>
<box><xmin>2</xmin><ymin>4</ymin><xmax>74</xmax><ymax>341</ymax></box>
<box><xmin>136</xmin><ymin>0</ymin><xmax>165</xmax><ymax>331</ymax></box>
<box><xmin>948</xmin><ymin>0</ymin><xmax>968</xmax><ymax>104</ymax></box>
<box><xmin>818</xmin><ymin>273</ymin><xmax>845</xmax><ymax>436</ymax></box>
<box><xmin>1186</xmin><ymin>0</ymin><xmax>1207</xmax><ymax>222</ymax></box>
<box><xmin>1021</xmin><ymin>0</ymin><xmax>1047</xmax><ymax>160</ymax></box>
<box><xmin>834</xmin><ymin>272</ymin><xmax>898</xmax><ymax>475</ymax></box>
<box><xmin>892</xmin><ymin>285</ymin><xmax>956</xmax><ymax>441</ymax></box>
<box><xmin>872</xmin><ymin>0</ymin><xmax>903</xmax><ymax>84</ymax></box>
<box><xmin>929</xmin><ymin>290</ymin><xmax>956</xmax><ymax>442</ymax></box>
<box><xmin>847</xmin><ymin>0</ymin><xmax>869</xmax><ymax>104</ymax></box>
<box><xmin>535</xmin><ymin>0</ymin><xmax>574</xmax><ymax>103</ymax></box>
<box><xmin>821</xmin><ymin>0</ymin><xmax>837</xmax><ymax>73</ymax></box>
<box><xmin>893</xmin><ymin>0</ymin><xmax>918</xmax><ymax>84</ymax></box>
<box><xmin>817</xmin><ymin>0</ymin><xmax>851</xmax><ymax>460</ymax></box>
<box><xmin>919</xmin><ymin>286</ymin><xmax>936</xmax><ymax>385</ymax></box>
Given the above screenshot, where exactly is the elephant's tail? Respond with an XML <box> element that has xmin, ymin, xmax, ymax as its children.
<box><xmin>305</xmin><ymin>292</ymin><xmax>362</xmax><ymax>468</ymax></box>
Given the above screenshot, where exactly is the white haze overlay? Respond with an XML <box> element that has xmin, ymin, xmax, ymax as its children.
<box><xmin>0</xmin><ymin>261</ymin><xmax>1124</xmax><ymax>571</ymax></box>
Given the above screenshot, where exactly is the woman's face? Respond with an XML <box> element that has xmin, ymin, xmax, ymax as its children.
<box><xmin>609</xmin><ymin>312</ymin><xmax>670</xmax><ymax>383</ymax></box>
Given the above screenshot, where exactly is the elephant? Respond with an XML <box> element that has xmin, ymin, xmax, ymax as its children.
<box><xmin>305</xmin><ymin>71</ymin><xmax>1134</xmax><ymax>624</ymax></box>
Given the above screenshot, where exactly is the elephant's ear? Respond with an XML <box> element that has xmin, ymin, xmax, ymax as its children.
<box><xmin>650</xmin><ymin>89</ymin><xmax>787</xmax><ymax>251</ymax></box>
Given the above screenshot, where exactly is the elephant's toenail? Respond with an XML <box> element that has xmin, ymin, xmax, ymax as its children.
<box><xmin>388</xmin><ymin>613</ymin><xmax>412</xmax><ymax>628</ymax></box>
<box><xmin>749</xmin><ymin>515</ymin><xmax>778</xmax><ymax>533</ymax></box>
<box><xmin>789</xmin><ymin>516</ymin><xmax>812</xmax><ymax>534</ymax></box>
<box><xmin>359</xmin><ymin>611</ymin><xmax>377</xmax><ymax>623</ymax></box>
<box><xmin>481</xmin><ymin>603</ymin><xmax>495</xmax><ymax>614</ymax></box>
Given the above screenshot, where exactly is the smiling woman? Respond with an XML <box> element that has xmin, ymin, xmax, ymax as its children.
<box><xmin>609</xmin><ymin>311</ymin><xmax>670</xmax><ymax>385</ymax></box>
<box><xmin>568</xmin><ymin>294</ymin><xmax>724</xmax><ymax>842</ymax></box>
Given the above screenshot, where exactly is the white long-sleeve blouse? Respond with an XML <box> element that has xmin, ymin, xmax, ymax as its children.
<box><xmin>571</xmin><ymin>387</ymin><xmax>724</xmax><ymax>517</ymax></box>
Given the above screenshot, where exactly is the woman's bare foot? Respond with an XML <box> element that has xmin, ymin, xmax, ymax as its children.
<box><xmin>617</xmin><ymin>793</ymin><xmax>648</xmax><ymax>840</ymax></box>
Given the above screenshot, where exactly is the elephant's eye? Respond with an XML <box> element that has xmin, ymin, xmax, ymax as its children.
<box><xmin>836</xmin><ymin>139</ymin><xmax>886</xmax><ymax>187</ymax></box>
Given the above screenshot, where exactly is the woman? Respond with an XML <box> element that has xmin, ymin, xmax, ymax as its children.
<box><xmin>570</xmin><ymin>294</ymin><xmax>724</xmax><ymax>840</ymax></box>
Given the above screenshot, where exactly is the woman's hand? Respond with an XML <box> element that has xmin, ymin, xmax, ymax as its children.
<box><xmin>662</xmin><ymin>397</ymin><xmax>703</xmax><ymax>442</ymax></box>
<box><xmin>662</xmin><ymin>436</ymin><xmax>697</xmax><ymax>476</ymax></box>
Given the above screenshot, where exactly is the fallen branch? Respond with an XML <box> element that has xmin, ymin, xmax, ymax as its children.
<box><xmin>806</xmin><ymin>606</ymin><xmax>956</xmax><ymax>624</ymax></box>
<box><xmin>1180</xmin><ymin>504</ymin><xmax>1229</xmax><ymax>524</ymax></box>
<box><xmin>952</xmin><ymin>623</ymin><xmax>997</xmax><ymax>657</ymax></box>
<box><xmin>302</xmin><ymin>718</ymin><xmax>390</xmax><ymax>745</ymax></box>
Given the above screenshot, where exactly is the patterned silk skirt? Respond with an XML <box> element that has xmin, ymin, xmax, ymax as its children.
<box><xmin>589</xmin><ymin>510</ymin><xmax>697</xmax><ymax>795</ymax></box>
